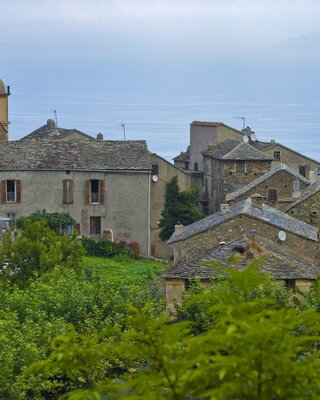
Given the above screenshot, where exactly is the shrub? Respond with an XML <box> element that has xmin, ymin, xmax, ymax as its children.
<box><xmin>81</xmin><ymin>237</ymin><xmax>133</xmax><ymax>258</ymax></box>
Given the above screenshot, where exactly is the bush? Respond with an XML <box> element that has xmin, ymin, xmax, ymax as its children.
<box><xmin>81</xmin><ymin>237</ymin><xmax>133</xmax><ymax>258</ymax></box>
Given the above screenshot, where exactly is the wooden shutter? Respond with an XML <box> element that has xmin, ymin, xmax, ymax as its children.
<box><xmin>75</xmin><ymin>223</ymin><xmax>81</xmax><ymax>234</ymax></box>
<box><xmin>99</xmin><ymin>180</ymin><xmax>105</xmax><ymax>204</ymax></box>
<box><xmin>85</xmin><ymin>180</ymin><xmax>90</xmax><ymax>205</ymax></box>
<box><xmin>63</xmin><ymin>180</ymin><xmax>73</xmax><ymax>204</ymax></box>
<box><xmin>16</xmin><ymin>180</ymin><xmax>21</xmax><ymax>203</ymax></box>
<box><xmin>1</xmin><ymin>180</ymin><xmax>6</xmax><ymax>203</ymax></box>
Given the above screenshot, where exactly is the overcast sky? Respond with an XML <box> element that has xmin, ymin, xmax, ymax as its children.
<box><xmin>1</xmin><ymin>0</ymin><xmax>320</xmax><ymax>61</ymax></box>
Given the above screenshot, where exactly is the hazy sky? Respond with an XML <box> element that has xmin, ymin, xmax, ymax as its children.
<box><xmin>2</xmin><ymin>0</ymin><xmax>320</xmax><ymax>61</ymax></box>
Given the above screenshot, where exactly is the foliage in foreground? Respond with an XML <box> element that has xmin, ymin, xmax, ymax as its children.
<box><xmin>159</xmin><ymin>176</ymin><xmax>203</xmax><ymax>241</ymax></box>
<box><xmin>16</xmin><ymin>210</ymin><xmax>76</xmax><ymax>234</ymax></box>
<box><xmin>29</xmin><ymin>262</ymin><xmax>320</xmax><ymax>400</ymax></box>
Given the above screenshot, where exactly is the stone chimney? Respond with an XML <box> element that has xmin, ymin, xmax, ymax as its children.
<box><xmin>47</xmin><ymin>119</ymin><xmax>56</xmax><ymax>129</ymax></box>
<box><xmin>250</xmin><ymin>193</ymin><xmax>264</xmax><ymax>208</ymax></box>
<box><xmin>0</xmin><ymin>79</ymin><xmax>10</xmax><ymax>142</ymax></box>
<box><xmin>220</xmin><ymin>203</ymin><xmax>230</xmax><ymax>214</ymax></box>
<box><xmin>97</xmin><ymin>132</ymin><xmax>104</xmax><ymax>141</ymax></box>
<box><xmin>174</xmin><ymin>223</ymin><xmax>184</xmax><ymax>237</ymax></box>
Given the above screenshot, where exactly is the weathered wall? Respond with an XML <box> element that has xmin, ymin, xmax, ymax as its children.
<box><xmin>150</xmin><ymin>154</ymin><xmax>200</xmax><ymax>259</ymax></box>
<box><xmin>171</xmin><ymin>214</ymin><xmax>317</xmax><ymax>265</ymax></box>
<box><xmin>0</xmin><ymin>170</ymin><xmax>150</xmax><ymax>255</ymax></box>
<box><xmin>228</xmin><ymin>171</ymin><xmax>310</xmax><ymax>210</ymax></box>
<box><xmin>287</xmin><ymin>191</ymin><xmax>320</xmax><ymax>229</ymax></box>
<box><xmin>264</xmin><ymin>144</ymin><xmax>320</xmax><ymax>180</ymax></box>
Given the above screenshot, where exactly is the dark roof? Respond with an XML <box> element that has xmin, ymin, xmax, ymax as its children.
<box><xmin>164</xmin><ymin>235</ymin><xmax>320</xmax><ymax>280</ymax></box>
<box><xmin>20</xmin><ymin>120</ymin><xmax>94</xmax><ymax>141</ymax></box>
<box><xmin>167</xmin><ymin>198</ymin><xmax>319</xmax><ymax>244</ymax></box>
<box><xmin>226</xmin><ymin>164</ymin><xmax>310</xmax><ymax>202</ymax></box>
<box><xmin>285</xmin><ymin>181</ymin><xmax>320</xmax><ymax>212</ymax></box>
<box><xmin>173</xmin><ymin>146</ymin><xmax>190</xmax><ymax>162</ymax></box>
<box><xmin>0</xmin><ymin>140</ymin><xmax>151</xmax><ymax>171</ymax></box>
<box><xmin>203</xmin><ymin>139</ymin><xmax>273</xmax><ymax>161</ymax></box>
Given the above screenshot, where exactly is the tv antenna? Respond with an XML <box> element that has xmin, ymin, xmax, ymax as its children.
<box><xmin>120</xmin><ymin>123</ymin><xmax>126</xmax><ymax>141</ymax></box>
<box><xmin>234</xmin><ymin>115</ymin><xmax>246</xmax><ymax>130</ymax></box>
<box><xmin>53</xmin><ymin>110</ymin><xmax>58</xmax><ymax>126</ymax></box>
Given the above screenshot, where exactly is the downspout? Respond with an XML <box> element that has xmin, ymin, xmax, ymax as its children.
<box><xmin>147</xmin><ymin>171</ymin><xmax>151</xmax><ymax>257</ymax></box>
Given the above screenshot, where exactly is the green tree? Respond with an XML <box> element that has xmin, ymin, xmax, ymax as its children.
<box><xmin>159</xmin><ymin>176</ymin><xmax>203</xmax><ymax>241</ymax></box>
<box><xmin>0</xmin><ymin>219</ymin><xmax>84</xmax><ymax>286</ymax></box>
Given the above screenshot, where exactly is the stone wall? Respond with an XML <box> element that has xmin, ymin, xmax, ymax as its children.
<box><xmin>228</xmin><ymin>170</ymin><xmax>310</xmax><ymax>210</ymax></box>
<box><xmin>171</xmin><ymin>214</ymin><xmax>317</xmax><ymax>265</ymax></box>
<box><xmin>287</xmin><ymin>191</ymin><xmax>320</xmax><ymax>229</ymax></box>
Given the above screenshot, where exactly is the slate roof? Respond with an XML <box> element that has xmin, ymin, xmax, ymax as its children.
<box><xmin>164</xmin><ymin>235</ymin><xmax>320</xmax><ymax>280</ymax></box>
<box><xmin>20</xmin><ymin>120</ymin><xmax>94</xmax><ymax>141</ymax></box>
<box><xmin>173</xmin><ymin>146</ymin><xmax>190</xmax><ymax>162</ymax></box>
<box><xmin>285</xmin><ymin>181</ymin><xmax>320</xmax><ymax>212</ymax></box>
<box><xmin>167</xmin><ymin>198</ymin><xmax>319</xmax><ymax>244</ymax></box>
<box><xmin>0</xmin><ymin>140</ymin><xmax>151</xmax><ymax>171</ymax></box>
<box><xmin>202</xmin><ymin>139</ymin><xmax>273</xmax><ymax>161</ymax></box>
<box><xmin>226</xmin><ymin>164</ymin><xmax>310</xmax><ymax>202</ymax></box>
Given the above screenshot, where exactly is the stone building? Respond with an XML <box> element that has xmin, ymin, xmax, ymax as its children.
<box><xmin>164</xmin><ymin>233</ymin><xmax>320</xmax><ymax>311</ymax></box>
<box><xmin>150</xmin><ymin>153</ymin><xmax>202</xmax><ymax>259</ymax></box>
<box><xmin>202</xmin><ymin>139</ymin><xmax>273</xmax><ymax>212</ymax></box>
<box><xmin>0</xmin><ymin>79</ymin><xmax>10</xmax><ymax>142</ymax></box>
<box><xmin>226</xmin><ymin>164</ymin><xmax>310</xmax><ymax>210</ymax></box>
<box><xmin>285</xmin><ymin>182</ymin><xmax>320</xmax><ymax>229</ymax></box>
<box><xmin>167</xmin><ymin>197</ymin><xmax>318</xmax><ymax>265</ymax></box>
<box><xmin>0</xmin><ymin>139</ymin><xmax>152</xmax><ymax>256</ymax></box>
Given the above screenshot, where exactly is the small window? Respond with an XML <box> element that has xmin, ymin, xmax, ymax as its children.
<box><xmin>268</xmin><ymin>188</ymin><xmax>278</xmax><ymax>201</ymax></box>
<box><xmin>194</xmin><ymin>162</ymin><xmax>198</xmax><ymax>171</ymax></box>
<box><xmin>90</xmin><ymin>217</ymin><xmax>101</xmax><ymax>235</ymax></box>
<box><xmin>285</xmin><ymin>279</ymin><xmax>296</xmax><ymax>289</ymax></box>
<box><xmin>151</xmin><ymin>164</ymin><xmax>159</xmax><ymax>175</ymax></box>
<box><xmin>61</xmin><ymin>223</ymin><xmax>73</xmax><ymax>235</ymax></box>
<box><xmin>274</xmin><ymin>151</ymin><xmax>281</xmax><ymax>161</ymax></box>
<box><xmin>66</xmin><ymin>170</ymin><xmax>71</xmax><ymax>175</ymax></box>
<box><xmin>236</xmin><ymin>161</ymin><xmax>245</xmax><ymax>172</ymax></box>
<box><xmin>85</xmin><ymin>179</ymin><xmax>105</xmax><ymax>205</ymax></box>
<box><xmin>299</xmin><ymin>165</ymin><xmax>306</xmax><ymax>177</ymax></box>
<box><xmin>6</xmin><ymin>180</ymin><xmax>15</xmax><ymax>202</ymax></box>
<box><xmin>63</xmin><ymin>180</ymin><xmax>73</xmax><ymax>204</ymax></box>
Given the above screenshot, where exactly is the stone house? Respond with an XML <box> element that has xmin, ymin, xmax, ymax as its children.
<box><xmin>164</xmin><ymin>233</ymin><xmax>320</xmax><ymax>311</ymax></box>
<box><xmin>167</xmin><ymin>197</ymin><xmax>318</xmax><ymax>265</ymax></box>
<box><xmin>226</xmin><ymin>164</ymin><xmax>310</xmax><ymax>210</ymax></box>
<box><xmin>0</xmin><ymin>139</ymin><xmax>152</xmax><ymax>256</ymax></box>
<box><xmin>202</xmin><ymin>139</ymin><xmax>273</xmax><ymax>212</ymax></box>
<box><xmin>285</xmin><ymin>182</ymin><xmax>320</xmax><ymax>229</ymax></box>
<box><xmin>150</xmin><ymin>153</ymin><xmax>202</xmax><ymax>259</ymax></box>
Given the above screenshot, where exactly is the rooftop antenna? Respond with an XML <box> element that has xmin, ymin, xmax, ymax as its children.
<box><xmin>120</xmin><ymin>123</ymin><xmax>126</xmax><ymax>141</ymax></box>
<box><xmin>53</xmin><ymin>110</ymin><xmax>58</xmax><ymax>126</ymax></box>
<box><xmin>234</xmin><ymin>115</ymin><xmax>246</xmax><ymax>130</ymax></box>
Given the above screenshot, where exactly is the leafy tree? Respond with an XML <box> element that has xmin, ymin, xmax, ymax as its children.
<box><xmin>16</xmin><ymin>210</ymin><xmax>75</xmax><ymax>235</ymax></box>
<box><xmin>0</xmin><ymin>219</ymin><xmax>84</xmax><ymax>286</ymax></box>
<box><xmin>159</xmin><ymin>176</ymin><xmax>203</xmax><ymax>241</ymax></box>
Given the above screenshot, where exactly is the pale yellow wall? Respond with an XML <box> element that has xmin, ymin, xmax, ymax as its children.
<box><xmin>165</xmin><ymin>278</ymin><xmax>186</xmax><ymax>314</ymax></box>
<box><xmin>216</xmin><ymin>125</ymin><xmax>243</xmax><ymax>142</ymax></box>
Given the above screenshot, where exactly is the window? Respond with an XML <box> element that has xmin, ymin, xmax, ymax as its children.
<box><xmin>236</xmin><ymin>160</ymin><xmax>245</xmax><ymax>172</ymax></box>
<box><xmin>151</xmin><ymin>164</ymin><xmax>159</xmax><ymax>175</ymax></box>
<box><xmin>85</xmin><ymin>179</ymin><xmax>105</xmax><ymax>205</ymax></box>
<box><xmin>63</xmin><ymin>180</ymin><xmax>73</xmax><ymax>204</ymax></box>
<box><xmin>268</xmin><ymin>188</ymin><xmax>278</xmax><ymax>201</ymax></box>
<box><xmin>90</xmin><ymin>216</ymin><xmax>101</xmax><ymax>235</ymax></box>
<box><xmin>285</xmin><ymin>279</ymin><xmax>296</xmax><ymax>289</ymax></box>
<box><xmin>1</xmin><ymin>180</ymin><xmax>21</xmax><ymax>203</ymax></box>
<box><xmin>273</xmin><ymin>151</ymin><xmax>281</xmax><ymax>161</ymax></box>
<box><xmin>61</xmin><ymin>223</ymin><xmax>73</xmax><ymax>235</ymax></box>
<box><xmin>194</xmin><ymin>162</ymin><xmax>198</xmax><ymax>171</ymax></box>
<box><xmin>299</xmin><ymin>165</ymin><xmax>306</xmax><ymax>177</ymax></box>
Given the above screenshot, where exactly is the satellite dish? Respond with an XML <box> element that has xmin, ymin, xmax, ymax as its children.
<box><xmin>152</xmin><ymin>175</ymin><xmax>158</xmax><ymax>182</ymax></box>
<box><xmin>251</xmin><ymin>133</ymin><xmax>257</xmax><ymax>142</ymax></box>
<box><xmin>278</xmin><ymin>230</ymin><xmax>287</xmax><ymax>241</ymax></box>
<box><xmin>243</xmin><ymin>135</ymin><xmax>249</xmax><ymax>143</ymax></box>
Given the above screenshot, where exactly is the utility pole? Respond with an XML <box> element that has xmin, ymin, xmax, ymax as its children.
<box><xmin>53</xmin><ymin>110</ymin><xmax>58</xmax><ymax>126</ymax></box>
<box><xmin>120</xmin><ymin>123</ymin><xmax>126</xmax><ymax>140</ymax></box>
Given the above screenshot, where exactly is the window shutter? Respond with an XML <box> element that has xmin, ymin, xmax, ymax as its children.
<box><xmin>16</xmin><ymin>180</ymin><xmax>21</xmax><ymax>203</ymax></box>
<box><xmin>75</xmin><ymin>223</ymin><xmax>81</xmax><ymax>234</ymax></box>
<box><xmin>99</xmin><ymin>180</ymin><xmax>105</xmax><ymax>204</ymax></box>
<box><xmin>85</xmin><ymin>180</ymin><xmax>90</xmax><ymax>205</ymax></box>
<box><xmin>63</xmin><ymin>180</ymin><xmax>73</xmax><ymax>204</ymax></box>
<box><xmin>1</xmin><ymin>180</ymin><xmax>6</xmax><ymax>203</ymax></box>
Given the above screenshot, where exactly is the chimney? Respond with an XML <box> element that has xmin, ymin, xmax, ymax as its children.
<box><xmin>220</xmin><ymin>203</ymin><xmax>230</xmax><ymax>214</ymax></box>
<box><xmin>47</xmin><ymin>119</ymin><xmax>56</xmax><ymax>128</ymax></box>
<box><xmin>250</xmin><ymin>193</ymin><xmax>264</xmax><ymax>208</ymax></box>
<box><xmin>0</xmin><ymin>78</ymin><xmax>10</xmax><ymax>142</ymax></box>
<box><xmin>174</xmin><ymin>223</ymin><xmax>184</xmax><ymax>237</ymax></box>
<box><xmin>97</xmin><ymin>132</ymin><xmax>103</xmax><ymax>141</ymax></box>
<box><xmin>270</xmin><ymin>139</ymin><xmax>276</xmax><ymax>144</ymax></box>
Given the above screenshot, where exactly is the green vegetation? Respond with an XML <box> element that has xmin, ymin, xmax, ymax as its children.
<box><xmin>81</xmin><ymin>236</ymin><xmax>138</xmax><ymax>258</ymax></box>
<box><xmin>16</xmin><ymin>210</ymin><xmax>75</xmax><ymax>234</ymax></box>
<box><xmin>159</xmin><ymin>176</ymin><xmax>203</xmax><ymax>241</ymax></box>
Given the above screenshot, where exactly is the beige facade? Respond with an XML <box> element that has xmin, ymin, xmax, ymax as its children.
<box><xmin>0</xmin><ymin>79</ymin><xmax>10</xmax><ymax>141</ymax></box>
<box><xmin>150</xmin><ymin>153</ymin><xmax>201</xmax><ymax>259</ymax></box>
<box><xmin>0</xmin><ymin>169</ymin><xmax>150</xmax><ymax>255</ymax></box>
